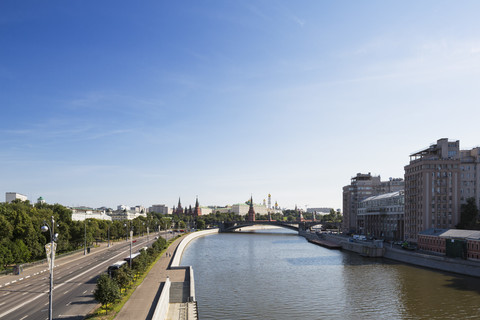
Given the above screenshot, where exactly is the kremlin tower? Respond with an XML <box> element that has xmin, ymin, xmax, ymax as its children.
<box><xmin>193</xmin><ymin>196</ymin><xmax>201</xmax><ymax>217</ymax></box>
<box><xmin>175</xmin><ymin>197</ymin><xmax>184</xmax><ymax>215</ymax></box>
<box><xmin>247</xmin><ymin>196</ymin><xmax>256</xmax><ymax>222</ymax></box>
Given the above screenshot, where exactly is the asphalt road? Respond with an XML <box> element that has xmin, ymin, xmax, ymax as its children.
<box><xmin>0</xmin><ymin>234</ymin><xmax>162</xmax><ymax>320</ymax></box>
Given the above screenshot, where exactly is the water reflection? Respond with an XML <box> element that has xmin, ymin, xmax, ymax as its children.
<box><xmin>181</xmin><ymin>231</ymin><xmax>480</xmax><ymax>320</ymax></box>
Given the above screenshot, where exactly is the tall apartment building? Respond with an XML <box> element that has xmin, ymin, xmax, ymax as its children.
<box><xmin>342</xmin><ymin>173</ymin><xmax>404</xmax><ymax>234</ymax></box>
<box><xmin>404</xmin><ymin>138</ymin><xmax>480</xmax><ymax>243</ymax></box>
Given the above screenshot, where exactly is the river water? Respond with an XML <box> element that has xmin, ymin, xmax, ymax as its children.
<box><xmin>180</xmin><ymin>229</ymin><xmax>480</xmax><ymax>320</ymax></box>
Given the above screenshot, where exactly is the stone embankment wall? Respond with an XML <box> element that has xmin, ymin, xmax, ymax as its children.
<box><xmin>152</xmin><ymin>278</ymin><xmax>171</xmax><ymax>320</ymax></box>
<box><xmin>308</xmin><ymin>232</ymin><xmax>384</xmax><ymax>257</ymax></box>
<box><xmin>171</xmin><ymin>229</ymin><xmax>219</xmax><ymax>267</ymax></box>
<box><xmin>321</xmin><ymin>233</ymin><xmax>480</xmax><ymax>277</ymax></box>
<box><xmin>383</xmin><ymin>246</ymin><xmax>480</xmax><ymax>277</ymax></box>
<box><xmin>152</xmin><ymin>229</ymin><xmax>219</xmax><ymax>320</ymax></box>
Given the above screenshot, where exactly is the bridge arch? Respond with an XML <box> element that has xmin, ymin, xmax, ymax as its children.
<box><xmin>220</xmin><ymin>220</ymin><xmax>322</xmax><ymax>233</ymax></box>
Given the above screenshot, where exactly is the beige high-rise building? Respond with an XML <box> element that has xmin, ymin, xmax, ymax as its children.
<box><xmin>342</xmin><ymin>173</ymin><xmax>404</xmax><ymax>234</ymax></box>
<box><xmin>404</xmin><ymin>138</ymin><xmax>480</xmax><ymax>243</ymax></box>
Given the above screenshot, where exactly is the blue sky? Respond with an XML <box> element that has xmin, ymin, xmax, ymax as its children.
<box><xmin>1</xmin><ymin>1</ymin><xmax>480</xmax><ymax>210</ymax></box>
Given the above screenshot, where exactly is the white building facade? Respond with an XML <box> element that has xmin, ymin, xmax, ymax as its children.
<box><xmin>5</xmin><ymin>192</ymin><xmax>28</xmax><ymax>203</ymax></box>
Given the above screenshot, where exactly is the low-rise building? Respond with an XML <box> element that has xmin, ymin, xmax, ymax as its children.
<box><xmin>149</xmin><ymin>204</ymin><xmax>170</xmax><ymax>215</ymax></box>
<box><xmin>418</xmin><ymin>228</ymin><xmax>480</xmax><ymax>260</ymax></box>
<box><xmin>5</xmin><ymin>192</ymin><xmax>28</xmax><ymax>203</ymax></box>
<box><xmin>108</xmin><ymin>205</ymin><xmax>147</xmax><ymax>221</ymax></box>
<box><xmin>71</xmin><ymin>206</ymin><xmax>112</xmax><ymax>221</ymax></box>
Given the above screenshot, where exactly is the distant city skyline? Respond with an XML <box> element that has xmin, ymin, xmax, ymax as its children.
<box><xmin>1</xmin><ymin>1</ymin><xmax>480</xmax><ymax>210</ymax></box>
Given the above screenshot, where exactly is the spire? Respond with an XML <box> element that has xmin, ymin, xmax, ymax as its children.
<box><xmin>175</xmin><ymin>197</ymin><xmax>183</xmax><ymax>215</ymax></box>
<box><xmin>247</xmin><ymin>195</ymin><xmax>255</xmax><ymax>222</ymax></box>
<box><xmin>193</xmin><ymin>196</ymin><xmax>201</xmax><ymax>217</ymax></box>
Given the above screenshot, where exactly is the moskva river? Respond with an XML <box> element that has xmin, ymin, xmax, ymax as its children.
<box><xmin>181</xmin><ymin>228</ymin><xmax>480</xmax><ymax>320</ymax></box>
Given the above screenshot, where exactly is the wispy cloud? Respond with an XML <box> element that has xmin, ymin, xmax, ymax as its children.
<box><xmin>289</xmin><ymin>14</ymin><xmax>305</xmax><ymax>27</ymax></box>
<box><xmin>244</xmin><ymin>4</ymin><xmax>271</xmax><ymax>22</ymax></box>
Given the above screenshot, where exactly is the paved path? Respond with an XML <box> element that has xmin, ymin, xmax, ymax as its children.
<box><xmin>115</xmin><ymin>235</ymin><xmax>187</xmax><ymax>320</ymax></box>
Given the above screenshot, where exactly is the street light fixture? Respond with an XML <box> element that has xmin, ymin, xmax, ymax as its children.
<box><xmin>107</xmin><ymin>223</ymin><xmax>110</xmax><ymax>247</ymax></box>
<box><xmin>84</xmin><ymin>215</ymin><xmax>87</xmax><ymax>255</ymax></box>
<box><xmin>41</xmin><ymin>216</ymin><xmax>58</xmax><ymax>320</ymax></box>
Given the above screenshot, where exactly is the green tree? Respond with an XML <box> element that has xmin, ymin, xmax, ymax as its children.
<box><xmin>196</xmin><ymin>219</ymin><xmax>205</xmax><ymax>230</ymax></box>
<box><xmin>0</xmin><ymin>239</ymin><xmax>13</xmax><ymax>269</ymax></box>
<box><xmin>12</xmin><ymin>239</ymin><xmax>31</xmax><ymax>263</ymax></box>
<box><xmin>94</xmin><ymin>274</ymin><xmax>121</xmax><ymax>314</ymax></box>
<box><xmin>134</xmin><ymin>251</ymin><xmax>149</xmax><ymax>275</ymax></box>
<box><xmin>177</xmin><ymin>220</ymin><xmax>186</xmax><ymax>229</ymax></box>
<box><xmin>114</xmin><ymin>266</ymin><xmax>134</xmax><ymax>293</ymax></box>
<box><xmin>458</xmin><ymin>197</ymin><xmax>479</xmax><ymax>229</ymax></box>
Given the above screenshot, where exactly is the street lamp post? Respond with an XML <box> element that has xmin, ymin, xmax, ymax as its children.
<box><xmin>41</xmin><ymin>216</ymin><xmax>58</xmax><ymax>320</ymax></box>
<box><xmin>84</xmin><ymin>216</ymin><xmax>87</xmax><ymax>255</ymax></box>
<box><xmin>129</xmin><ymin>230</ymin><xmax>133</xmax><ymax>268</ymax></box>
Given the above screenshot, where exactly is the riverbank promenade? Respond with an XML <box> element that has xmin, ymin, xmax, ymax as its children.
<box><xmin>115</xmin><ymin>235</ymin><xmax>195</xmax><ymax>320</ymax></box>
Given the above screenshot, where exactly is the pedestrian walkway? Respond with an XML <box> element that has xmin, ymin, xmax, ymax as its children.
<box><xmin>115</xmin><ymin>235</ymin><xmax>189</xmax><ymax>320</ymax></box>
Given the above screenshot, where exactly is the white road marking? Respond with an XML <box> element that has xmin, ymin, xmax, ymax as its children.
<box><xmin>19</xmin><ymin>315</ymin><xmax>28</xmax><ymax>320</ymax></box>
<box><xmin>0</xmin><ymin>248</ymin><xmax>133</xmax><ymax>319</ymax></box>
<box><xmin>83</xmin><ymin>290</ymin><xmax>87</xmax><ymax>294</ymax></box>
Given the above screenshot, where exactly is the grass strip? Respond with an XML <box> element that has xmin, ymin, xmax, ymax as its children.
<box><xmin>85</xmin><ymin>235</ymin><xmax>183</xmax><ymax>320</ymax></box>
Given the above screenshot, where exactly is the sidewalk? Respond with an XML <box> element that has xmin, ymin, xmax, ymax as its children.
<box><xmin>115</xmin><ymin>236</ymin><xmax>188</xmax><ymax>320</ymax></box>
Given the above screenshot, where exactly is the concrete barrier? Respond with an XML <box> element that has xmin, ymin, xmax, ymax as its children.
<box><xmin>152</xmin><ymin>277</ymin><xmax>171</xmax><ymax>320</ymax></box>
<box><xmin>384</xmin><ymin>246</ymin><xmax>480</xmax><ymax>277</ymax></box>
<box><xmin>322</xmin><ymin>233</ymin><xmax>480</xmax><ymax>277</ymax></box>
<box><xmin>188</xmin><ymin>266</ymin><xmax>195</xmax><ymax>302</ymax></box>
<box><xmin>171</xmin><ymin>229</ymin><xmax>219</xmax><ymax>267</ymax></box>
<box><xmin>151</xmin><ymin>229</ymin><xmax>218</xmax><ymax>320</ymax></box>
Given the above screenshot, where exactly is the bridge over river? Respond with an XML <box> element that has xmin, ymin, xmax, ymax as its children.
<box><xmin>219</xmin><ymin>219</ymin><xmax>322</xmax><ymax>233</ymax></box>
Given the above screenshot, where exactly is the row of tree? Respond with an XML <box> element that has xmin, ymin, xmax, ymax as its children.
<box><xmin>0</xmin><ymin>201</ymin><xmax>176</xmax><ymax>270</ymax></box>
<box><xmin>94</xmin><ymin>236</ymin><xmax>168</xmax><ymax>313</ymax></box>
